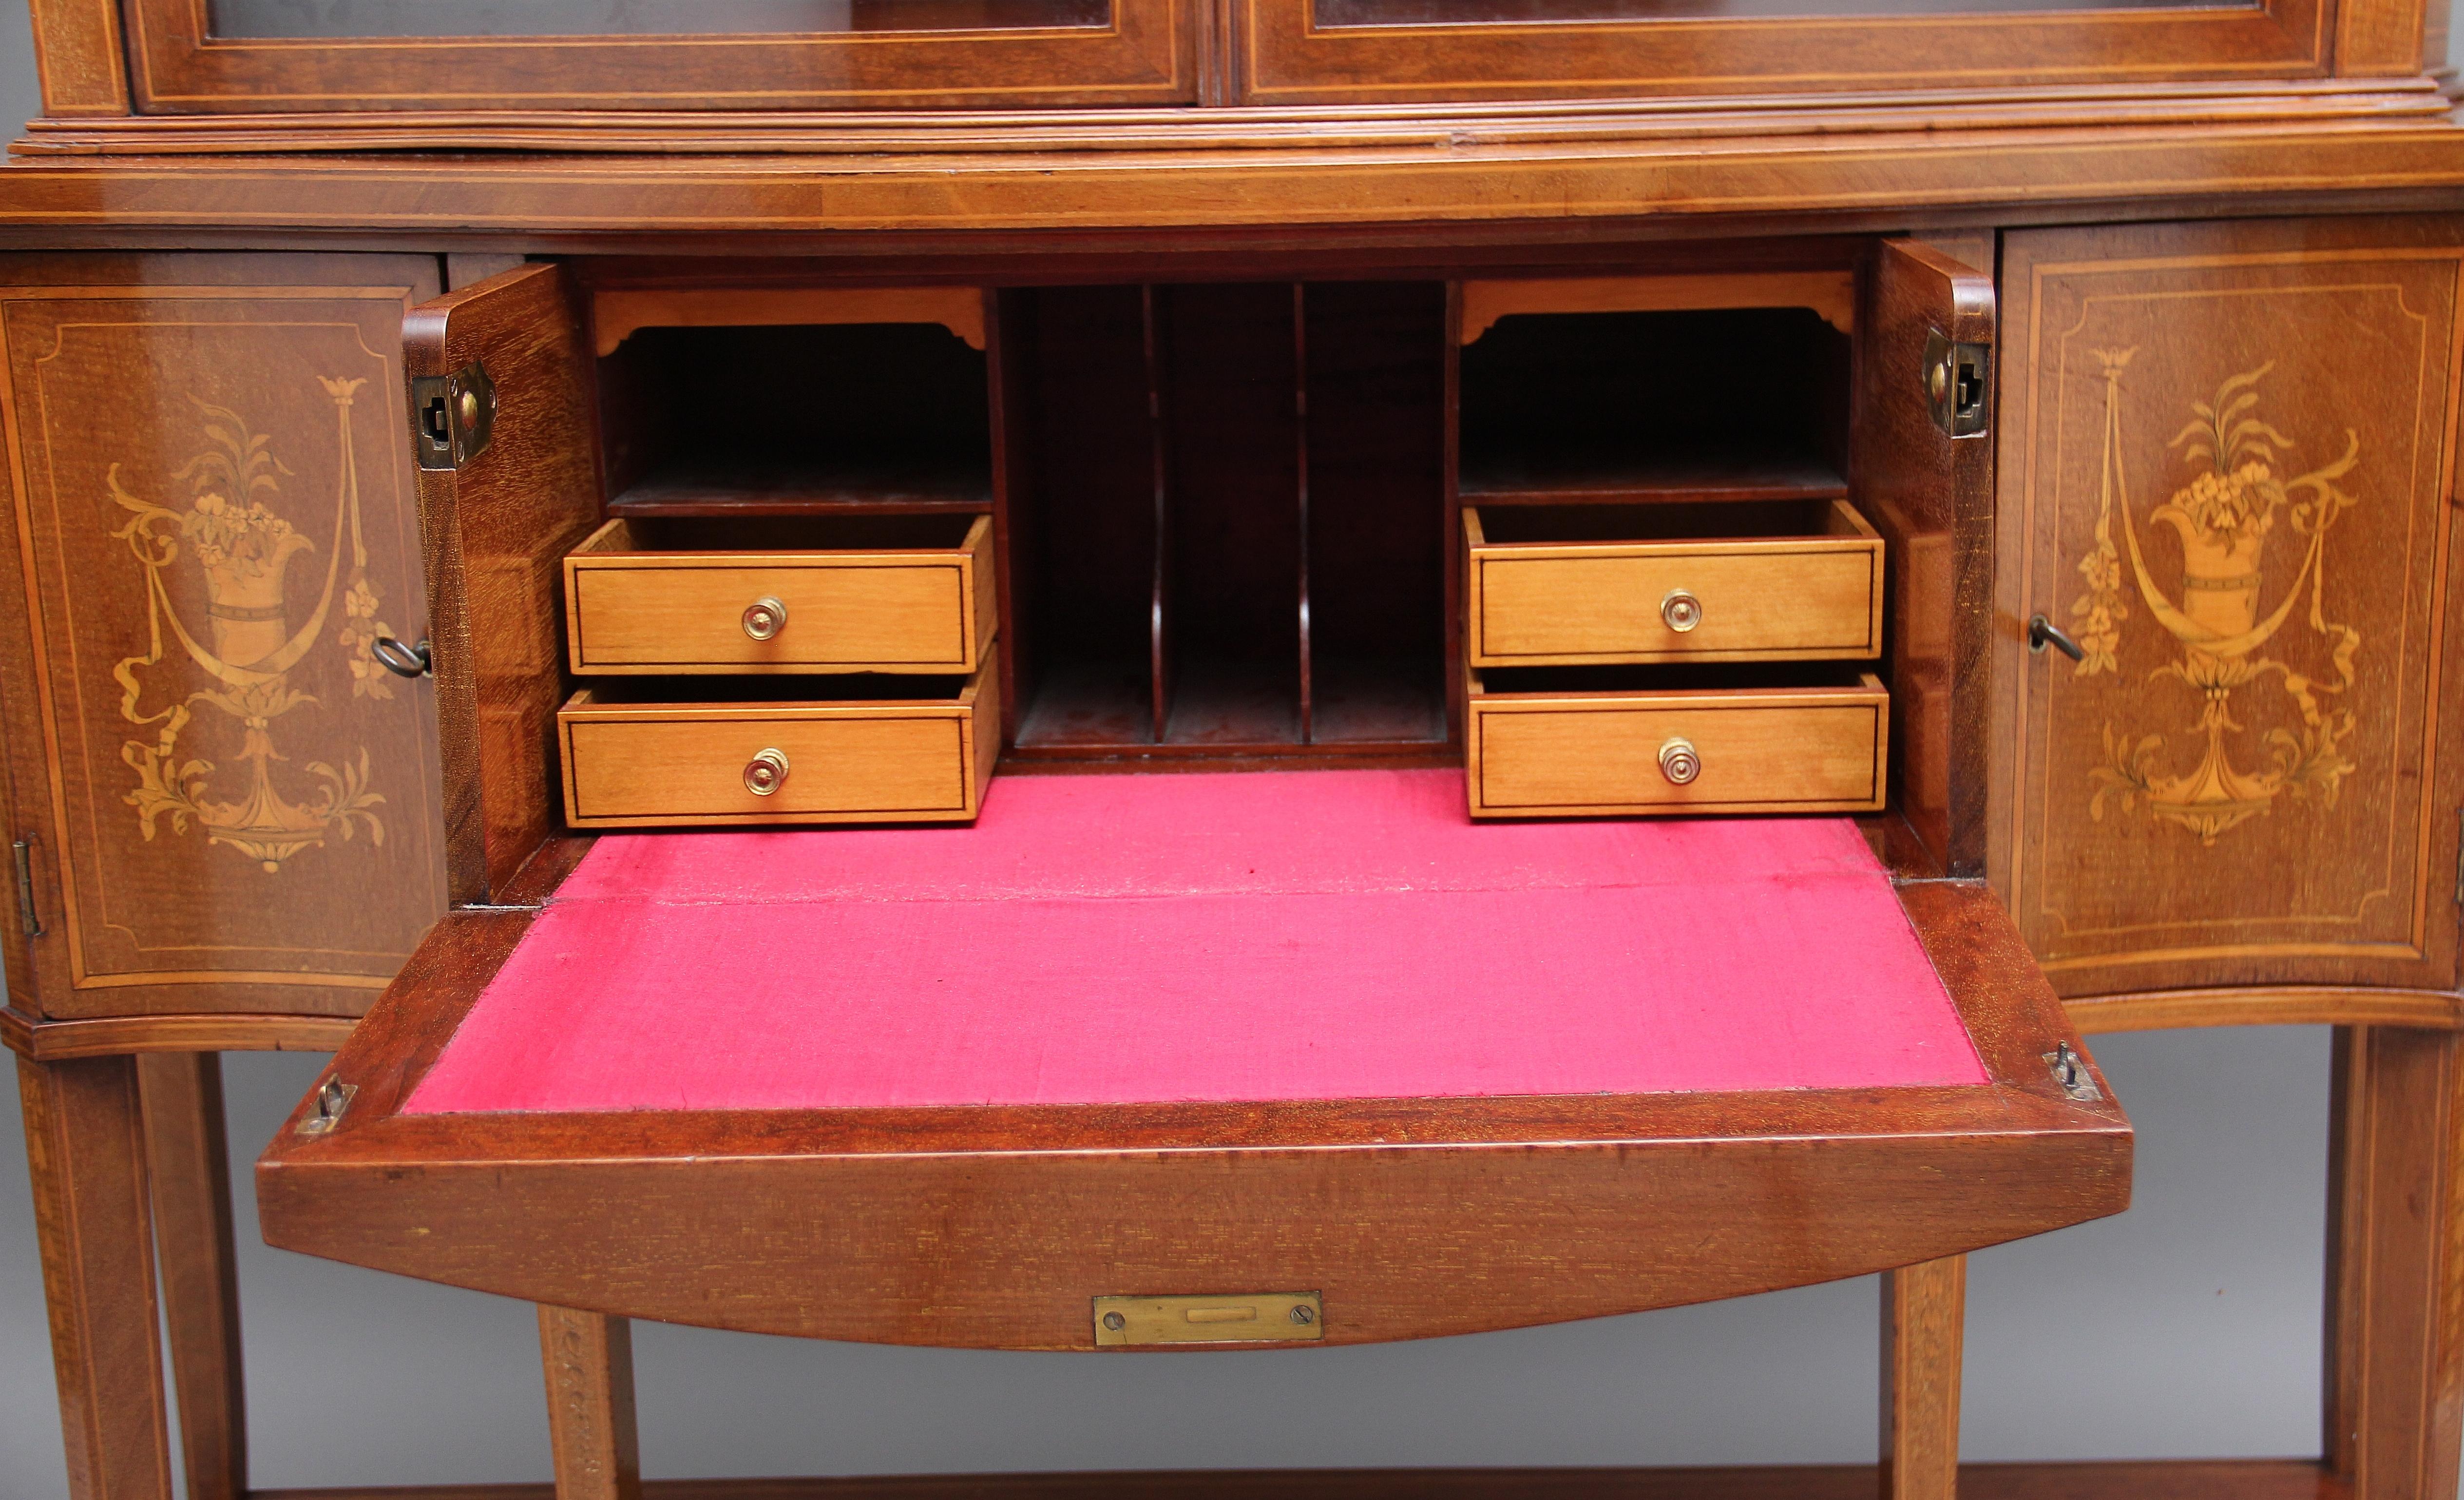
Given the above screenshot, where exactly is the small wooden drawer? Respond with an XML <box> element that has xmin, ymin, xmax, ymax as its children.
<box><xmin>1467</xmin><ymin>666</ymin><xmax>1887</xmax><ymax>819</ymax></box>
<box><xmin>559</xmin><ymin>650</ymin><xmax>998</xmax><ymax>828</ymax></box>
<box><xmin>564</xmin><ymin>514</ymin><xmax>995</xmax><ymax>675</ymax></box>
<box><xmin>1465</xmin><ymin>500</ymin><xmax>1882</xmax><ymax>667</ymax></box>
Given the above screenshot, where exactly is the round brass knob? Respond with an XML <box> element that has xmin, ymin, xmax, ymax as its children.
<box><xmin>1661</xmin><ymin>589</ymin><xmax>1703</xmax><ymax>633</ymax></box>
<box><xmin>741</xmin><ymin>596</ymin><xmax>787</xmax><ymax>642</ymax></box>
<box><xmin>744</xmin><ymin>748</ymin><xmax>790</xmax><ymax>797</ymax></box>
<box><xmin>1659</xmin><ymin>736</ymin><xmax>1701</xmax><ymax>786</ymax></box>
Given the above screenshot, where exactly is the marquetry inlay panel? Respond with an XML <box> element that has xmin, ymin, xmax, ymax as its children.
<box><xmin>1995</xmin><ymin>222</ymin><xmax>2464</xmax><ymax>997</ymax></box>
<box><xmin>0</xmin><ymin>266</ymin><xmax>448</xmax><ymax>1017</ymax></box>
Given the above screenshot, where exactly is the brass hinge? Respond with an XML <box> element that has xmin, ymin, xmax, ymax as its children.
<box><xmin>11</xmin><ymin>838</ymin><xmax>40</xmax><ymax>939</ymax></box>
<box><xmin>2455</xmin><ymin>808</ymin><xmax>2463</xmax><ymax>904</ymax></box>
<box><xmin>409</xmin><ymin>359</ymin><xmax>497</xmax><ymax>471</ymax></box>
<box><xmin>1923</xmin><ymin>328</ymin><xmax>1991</xmax><ymax>439</ymax></box>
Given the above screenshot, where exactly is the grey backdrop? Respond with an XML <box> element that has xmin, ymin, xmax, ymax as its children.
<box><xmin>0</xmin><ymin>7</ymin><xmax>2428</xmax><ymax>1489</ymax></box>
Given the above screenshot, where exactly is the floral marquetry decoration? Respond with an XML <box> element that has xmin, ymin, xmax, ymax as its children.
<box><xmin>108</xmin><ymin>378</ymin><xmax>391</xmax><ymax>872</ymax></box>
<box><xmin>2067</xmin><ymin>351</ymin><xmax>2363</xmax><ymax>845</ymax></box>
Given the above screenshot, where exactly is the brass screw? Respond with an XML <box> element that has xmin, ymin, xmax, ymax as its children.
<box><xmin>458</xmin><ymin>389</ymin><xmax>480</xmax><ymax>429</ymax></box>
<box><xmin>1929</xmin><ymin>360</ymin><xmax>1949</xmax><ymax>402</ymax></box>
<box><xmin>1101</xmin><ymin>1311</ymin><xmax>1127</xmax><ymax>1332</ymax></box>
<box><xmin>1289</xmin><ymin>1305</ymin><xmax>1316</xmax><ymax>1326</ymax></box>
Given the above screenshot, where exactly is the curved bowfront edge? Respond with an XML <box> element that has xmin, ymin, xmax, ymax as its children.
<box><xmin>253</xmin><ymin>880</ymin><xmax>2129</xmax><ymax>1351</ymax></box>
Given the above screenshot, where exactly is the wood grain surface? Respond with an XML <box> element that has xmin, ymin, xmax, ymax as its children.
<box><xmin>136</xmin><ymin>1052</ymin><xmax>245</xmax><ymax>1500</ymax></box>
<box><xmin>26</xmin><ymin>0</ymin><xmax>127</xmax><ymax>116</ymax></box>
<box><xmin>1880</xmin><ymin>1256</ymin><xmax>1966</xmax><ymax>1500</ymax></box>
<box><xmin>1465</xmin><ymin>500</ymin><xmax>1882</xmax><ymax>667</ymax></box>
<box><xmin>4</xmin><ymin>106</ymin><xmax>2464</xmax><ymax>246</ymax></box>
<box><xmin>556</xmin><ymin>651</ymin><xmax>995</xmax><ymax>827</ymax></box>
<box><xmin>18</xmin><ymin>1053</ymin><xmax>172</xmax><ymax>1500</ymax></box>
<box><xmin>2323</xmin><ymin>1025</ymin><xmax>2464</xmax><ymax>1500</ymax></box>
<box><xmin>1991</xmin><ymin>217</ymin><xmax>2464</xmax><ymax>998</ymax></box>
<box><xmin>1853</xmin><ymin>239</ymin><xmax>1997</xmax><ymax>881</ymax></box>
<box><xmin>538</xmin><ymin>1307</ymin><xmax>643</xmax><ymax>1500</ymax></box>
<box><xmin>2</xmin><ymin>1006</ymin><xmax>357</xmax><ymax>1061</ymax></box>
<box><xmin>2068</xmin><ymin>987</ymin><xmax>2464</xmax><ymax>1034</ymax></box>
<box><xmin>406</xmin><ymin>264</ymin><xmax>603</xmax><ymax>905</ymax></box>
<box><xmin>564</xmin><ymin>515</ymin><xmax>994</xmax><ymax>676</ymax></box>
<box><xmin>1458</xmin><ymin>271</ymin><xmax>1857</xmax><ymax>344</ymax></box>
<box><xmin>593</xmin><ymin>287</ymin><xmax>989</xmax><ymax>359</ymax></box>
<box><xmin>0</xmin><ymin>253</ymin><xmax>448</xmax><ymax>1020</ymax></box>
<box><xmin>1466</xmin><ymin>668</ymin><xmax>1887</xmax><ymax>818</ymax></box>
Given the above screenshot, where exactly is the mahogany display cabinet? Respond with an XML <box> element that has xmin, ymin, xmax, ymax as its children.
<box><xmin>3</xmin><ymin>1</ymin><xmax>2464</xmax><ymax>1499</ymax></box>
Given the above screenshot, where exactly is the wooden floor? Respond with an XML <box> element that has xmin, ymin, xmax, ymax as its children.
<box><xmin>255</xmin><ymin>1459</ymin><xmax>2343</xmax><ymax>1500</ymax></box>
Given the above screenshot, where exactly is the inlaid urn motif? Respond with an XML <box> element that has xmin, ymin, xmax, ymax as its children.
<box><xmin>108</xmin><ymin>377</ymin><xmax>399</xmax><ymax>871</ymax></box>
<box><xmin>2068</xmin><ymin>350</ymin><xmax>2363</xmax><ymax>844</ymax></box>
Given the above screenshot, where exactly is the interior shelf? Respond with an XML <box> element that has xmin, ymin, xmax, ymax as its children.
<box><xmin>607</xmin><ymin>455</ymin><xmax>993</xmax><ymax>517</ymax></box>
<box><xmin>1457</xmin><ymin>451</ymin><xmax>1847</xmax><ymax>505</ymax></box>
<box><xmin>1457</xmin><ymin>305</ymin><xmax>1850</xmax><ymax>510</ymax></box>
<box><xmin>598</xmin><ymin>319</ymin><xmax>993</xmax><ymax>521</ymax></box>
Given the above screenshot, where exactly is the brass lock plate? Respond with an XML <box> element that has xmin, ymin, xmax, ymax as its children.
<box><xmin>1092</xmin><ymin>1292</ymin><xmax>1324</xmax><ymax>1346</ymax></box>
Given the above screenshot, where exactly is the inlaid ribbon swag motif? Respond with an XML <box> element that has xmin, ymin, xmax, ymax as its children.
<box><xmin>107</xmin><ymin>378</ymin><xmax>397</xmax><ymax>872</ymax></box>
<box><xmin>2068</xmin><ymin>350</ymin><xmax>2363</xmax><ymax>845</ymax></box>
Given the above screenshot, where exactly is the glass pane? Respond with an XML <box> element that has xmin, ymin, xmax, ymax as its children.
<box><xmin>1318</xmin><ymin>0</ymin><xmax>2236</xmax><ymax>20</ymax></box>
<box><xmin>207</xmin><ymin>0</ymin><xmax>1111</xmax><ymax>38</ymax></box>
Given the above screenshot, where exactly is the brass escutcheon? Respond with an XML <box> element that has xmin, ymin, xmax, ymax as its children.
<box><xmin>744</xmin><ymin>748</ymin><xmax>790</xmax><ymax>797</ymax></box>
<box><xmin>1660</xmin><ymin>589</ymin><xmax>1703</xmax><ymax>633</ymax></box>
<box><xmin>742</xmin><ymin>596</ymin><xmax>787</xmax><ymax>641</ymax></box>
<box><xmin>1659</xmin><ymin>736</ymin><xmax>1701</xmax><ymax>785</ymax></box>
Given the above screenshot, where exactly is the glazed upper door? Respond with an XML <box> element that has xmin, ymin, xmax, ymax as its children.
<box><xmin>0</xmin><ymin>254</ymin><xmax>451</xmax><ymax>1019</ymax></box>
<box><xmin>1993</xmin><ymin>218</ymin><xmax>2464</xmax><ymax>999</ymax></box>
<box><xmin>1235</xmin><ymin>0</ymin><xmax>2334</xmax><ymax>104</ymax></box>
<box><xmin>123</xmin><ymin>0</ymin><xmax>1199</xmax><ymax>111</ymax></box>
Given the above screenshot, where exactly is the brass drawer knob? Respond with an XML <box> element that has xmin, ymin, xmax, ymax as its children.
<box><xmin>1661</xmin><ymin>589</ymin><xmax>1703</xmax><ymax>633</ymax></box>
<box><xmin>1658</xmin><ymin>736</ymin><xmax>1701</xmax><ymax>785</ymax></box>
<box><xmin>741</xmin><ymin>596</ymin><xmax>787</xmax><ymax>641</ymax></box>
<box><xmin>744</xmin><ymin>748</ymin><xmax>791</xmax><ymax>797</ymax></box>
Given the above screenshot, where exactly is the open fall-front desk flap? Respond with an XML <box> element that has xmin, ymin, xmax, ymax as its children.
<box><xmin>257</xmin><ymin>769</ymin><xmax>2129</xmax><ymax>1351</ymax></box>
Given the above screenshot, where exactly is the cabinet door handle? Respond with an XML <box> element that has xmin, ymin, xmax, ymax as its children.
<box><xmin>2027</xmin><ymin>615</ymin><xmax>2086</xmax><ymax>662</ymax></box>
<box><xmin>1661</xmin><ymin>589</ymin><xmax>1703</xmax><ymax>633</ymax></box>
<box><xmin>371</xmin><ymin>635</ymin><xmax>434</xmax><ymax>678</ymax></box>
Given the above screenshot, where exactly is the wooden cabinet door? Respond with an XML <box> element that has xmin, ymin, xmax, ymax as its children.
<box><xmin>0</xmin><ymin>254</ymin><xmax>450</xmax><ymax>1019</ymax></box>
<box><xmin>402</xmin><ymin>263</ymin><xmax>602</xmax><ymax>906</ymax></box>
<box><xmin>1993</xmin><ymin>220</ymin><xmax>2464</xmax><ymax>999</ymax></box>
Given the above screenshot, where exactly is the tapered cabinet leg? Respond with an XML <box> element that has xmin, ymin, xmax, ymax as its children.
<box><xmin>17</xmin><ymin>1055</ymin><xmax>173</xmax><ymax>1500</ymax></box>
<box><xmin>2324</xmin><ymin>1025</ymin><xmax>2464</xmax><ymax>1500</ymax></box>
<box><xmin>1881</xmin><ymin>1254</ymin><xmax>1966</xmax><ymax>1500</ymax></box>
<box><xmin>539</xmin><ymin>1304</ymin><xmax>643</xmax><ymax>1500</ymax></box>
<box><xmin>136</xmin><ymin>1052</ymin><xmax>247</xmax><ymax>1500</ymax></box>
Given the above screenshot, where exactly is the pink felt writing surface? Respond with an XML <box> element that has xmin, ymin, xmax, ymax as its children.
<box><xmin>405</xmin><ymin>769</ymin><xmax>1985</xmax><ymax>1115</ymax></box>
